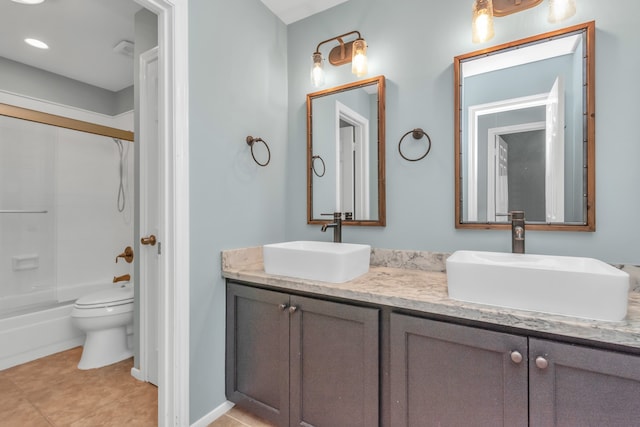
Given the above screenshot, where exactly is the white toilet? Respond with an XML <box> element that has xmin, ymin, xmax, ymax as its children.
<box><xmin>71</xmin><ymin>283</ymin><xmax>134</xmax><ymax>370</ymax></box>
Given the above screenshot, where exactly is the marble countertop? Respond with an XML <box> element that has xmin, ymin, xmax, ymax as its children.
<box><xmin>221</xmin><ymin>246</ymin><xmax>640</xmax><ymax>351</ymax></box>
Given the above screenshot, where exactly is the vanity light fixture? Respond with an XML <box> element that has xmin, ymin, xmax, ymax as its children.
<box><xmin>11</xmin><ymin>0</ymin><xmax>45</xmax><ymax>4</ymax></box>
<box><xmin>310</xmin><ymin>30</ymin><xmax>368</xmax><ymax>87</ymax></box>
<box><xmin>548</xmin><ymin>0</ymin><xmax>576</xmax><ymax>23</ymax></box>
<box><xmin>472</xmin><ymin>0</ymin><xmax>577</xmax><ymax>43</ymax></box>
<box><xmin>472</xmin><ymin>0</ymin><xmax>495</xmax><ymax>43</ymax></box>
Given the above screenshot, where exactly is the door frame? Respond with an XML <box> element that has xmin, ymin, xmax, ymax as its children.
<box><xmin>466</xmin><ymin>93</ymin><xmax>547</xmax><ymax>221</ymax></box>
<box><xmin>134</xmin><ymin>0</ymin><xmax>190</xmax><ymax>425</ymax></box>
<box><xmin>335</xmin><ymin>101</ymin><xmax>370</xmax><ymax>219</ymax></box>
<box><xmin>486</xmin><ymin>121</ymin><xmax>545</xmax><ymax>222</ymax></box>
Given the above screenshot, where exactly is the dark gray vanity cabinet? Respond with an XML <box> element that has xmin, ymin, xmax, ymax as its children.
<box><xmin>226</xmin><ymin>282</ymin><xmax>290</xmax><ymax>425</ymax></box>
<box><xmin>226</xmin><ymin>281</ymin><xmax>379</xmax><ymax>427</ymax></box>
<box><xmin>390</xmin><ymin>313</ymin><xmax>640</xmax><ymax>427</ymax></box>
<box><xmin>529</xmin><ymin>338</ymin><xmax>640</xmax><ymax>426</ymax></box>
<box><xmin>389</xmin><ymin>313</ymin><xmax>529</xmax><ymax>426</ymax></box>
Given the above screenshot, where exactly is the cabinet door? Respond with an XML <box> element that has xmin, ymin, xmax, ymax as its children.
<box><xmin>390</xmin><ymin>314</ymin><xmax>528</xmax><ymax>427</ymax></box>
<box><xmin>529</xmin><ymin>338</ymin><xmax>640</xmax><ymax>427</ymax></box>
<box><xmin>226</xmin><ymin>282</ymin><xmax>290</xmax><ymax>426</ymax></box>
<box><xmin>289</xmin><ymin>295</ymin><xmax>379</xmax><ymax>427</ymax></box>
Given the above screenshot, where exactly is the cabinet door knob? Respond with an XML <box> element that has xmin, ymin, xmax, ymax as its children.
<box><xmin>288</xmin><ymin>306</ymin><xmax>298</xmax><ymax>313</ymax></box>
<box><xmin>535</xmin><ymin>356</ymin><xmax>549</xmax><ymax>370</ymax></box>
<box><xmin>278</xmin><ymin>303</ymin><xmax>288</xmax><ymax>311</ymax></box>
<box><xmin>510</xmin><ymin>351</ymin><xmax>523</xmax><ymax>364</ymax></box>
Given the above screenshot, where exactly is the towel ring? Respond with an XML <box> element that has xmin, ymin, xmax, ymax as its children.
<box><xmin>398</xmin><ymin>128</ymin><xmax>432</xmax><ymax>162</ymax></box>
<box><xmin>311</xmin><ymin>155</ymin><xmax>326</xmax><ymax>177</ymax></box>
<box><xmin>246</xmin><ymin>136</ymin><xmax>271</xmax><ymax>167</ymax></box>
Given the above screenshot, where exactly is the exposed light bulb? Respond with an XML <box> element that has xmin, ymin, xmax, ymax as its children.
<box><xmin>351</xmin><ymin>39</ymin><xmax>368</xmax><ymax>77</ymax></box>
<box><xmin>548</xmin><ymin>0</ymin><xmax>576</xmax><ymax>23</ymax></box>
<box><xmin>25</xmin><ymin>38</ymin><xmax>49</xmax><ymax>49</ymax></box>
<box><xmin>472</xmin><ymin>0</ymin><xmax>495</xmax><ymax>43</ymax></box>
<box><xmin>310</xmin><ymin>52</ymin><xmax>324</xmax><ymax>87</ymax></box>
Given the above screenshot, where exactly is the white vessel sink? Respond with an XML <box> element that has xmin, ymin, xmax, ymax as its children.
<box><xmin>446</xmin><ymin>250</ymin><xmax>630</xmax><ymax>321</ymax></box>
<box><xmin>263</xmin><ymin>241</ymin><xmax>370</xmax><ymax>283</ymax></box>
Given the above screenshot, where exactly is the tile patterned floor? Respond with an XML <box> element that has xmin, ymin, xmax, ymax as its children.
<box><xmin>208</xmin><ymin>406</ymin><xmax>276</xmax><ymax>427</ymax></box>
<box><xmin>0</xmin><ymin>347</ymin><xmax>157</xmax><ymax>426</ymax></box>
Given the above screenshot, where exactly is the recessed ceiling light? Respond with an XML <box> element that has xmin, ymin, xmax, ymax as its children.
<box><xmin>11</xmin><ymin>0</ymin><xmax>45</xmax><ymax>4</ymax></box>
<box><xmin>25</xmin><ymin>38</ymin><xmax>49</xmax><ymax>49</ymax></box>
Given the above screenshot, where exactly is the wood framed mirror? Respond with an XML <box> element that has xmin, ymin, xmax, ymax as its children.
<box><xmin>454</xmin><ymin>21</ymin><xmax>595</xmax><ymax>231</ymax></box>
<box><xmin>307</xmin><ymin>75</ymin><xmax>386</xmax><ymax>226</ymax></box>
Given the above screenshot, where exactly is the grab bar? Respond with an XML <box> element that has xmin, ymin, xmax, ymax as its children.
<box><xmin>0</xmin><ymin>210</ymin><xmax>48</xmax><ymax>214</ymax></box>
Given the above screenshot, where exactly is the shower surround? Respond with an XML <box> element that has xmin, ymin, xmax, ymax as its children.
<box><xmin>0</xmin><ymin>112</ymin><xmax>134</xmax><ymax>369</ymax></box>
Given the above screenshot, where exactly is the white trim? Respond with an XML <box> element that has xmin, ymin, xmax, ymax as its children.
<box><xmin>545</xmin><ymin>77</ymin><xmax>565</xmax><ymax>223</ymax></box>
<box><xmin>466</xmin><ymin>93</ymin><xmax>548</xmax><ymax>221</ymax></box>
<box><xmin>0</xmin><ymin>89</ymin><xmax>133</xmax><ymax>130</ymax></box>
<box><xmin>190</xmin><ymin>401</ymin><xmax>235</xmax><ymax>427</ymax></box>
<box><xmin>134</xmin><ymin>0</ymin><xmax>190</xmax><ymax>426</ymax></box>
<box><xmin>335</xmin><ymin>101</ymin><xmax>370</xmax><ymax>219</ymax></box>
<box><xmin>130</xmin><ymin>366</ymin><xmax>145</xmax><ymax>382</ymax></box>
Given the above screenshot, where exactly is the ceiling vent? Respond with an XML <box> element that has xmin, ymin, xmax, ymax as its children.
<box><xmin>113</xmin><ymin>40</ymin><xmax>134</xmax><ymax>57</ymax></box>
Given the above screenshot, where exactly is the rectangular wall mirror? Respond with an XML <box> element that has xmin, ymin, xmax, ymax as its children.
<box><xmin>307</xmin><ymin>75</ymin><xmax>386</xmax><ymax>226</ymax></box>
<box><xmin>454</xmin><ymin>22</ymin><xmax>595</xmax><ymax>231</ymax></box>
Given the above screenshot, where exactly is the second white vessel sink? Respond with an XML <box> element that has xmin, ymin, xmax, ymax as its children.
<box><xmin>263</xmin><ymin>241</ymin><xmax>371</xmax><ymax>283</ymax></box>
<box><xmin>446</xmin><ymin>250</ymin><xmax>630</xmax><ymax>321</ymax></box>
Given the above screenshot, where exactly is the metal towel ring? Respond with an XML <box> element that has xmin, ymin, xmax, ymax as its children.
<box><xmin>311</xmin><ymin>155</ymin><xmax>326</xmax><ymax>177</ymax></box>
<box><xmin>398</xmin><ymin>128</ymin><xmax>432</xmax><ymax>162</ymax></box>
<box><xmin>246</xmin><ymin>136</ymin><xmax>271</xmax><ymax>167</ymax></box>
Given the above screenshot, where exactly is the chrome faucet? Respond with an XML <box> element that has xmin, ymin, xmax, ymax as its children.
<box><xmin>510</xmin><ymin>210</ymin><xmax>525</xmax><ymax>254</ymax></box>
<box><xmin>321</xmin><ymin>212</ymin><xmax>343</xmax><ymax>243</ymax></box>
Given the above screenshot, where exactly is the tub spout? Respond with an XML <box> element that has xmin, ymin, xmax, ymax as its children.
<box><xmin>113</xmin><ymin>274</ymin><xmax>130</xmax><ymax>283</ymax></box>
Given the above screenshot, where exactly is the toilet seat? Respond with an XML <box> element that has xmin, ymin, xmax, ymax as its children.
<box><xmin>74</xmin><ymin>285</ymin><xmax>134</xmax><ymax>309</ymax></box>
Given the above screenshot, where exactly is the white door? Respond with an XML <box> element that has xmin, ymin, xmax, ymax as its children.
<box><xmin>139</xmin><ymin>47</ymin><xmax>160</xmax><ymax>386</ymax></box>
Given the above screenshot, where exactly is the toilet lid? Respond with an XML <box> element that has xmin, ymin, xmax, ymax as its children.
<box><xmin>75</xmin><ymin>286</ymin><xmax>134</xmax><ymax>307</ymax></box>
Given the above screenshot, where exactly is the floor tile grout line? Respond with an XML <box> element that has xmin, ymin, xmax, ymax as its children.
<box><xmin>225</xmin><ymin>413</ymin><xmax>255</xmax><ymax>427</ymax></box>
<box><xmin>4</xmin><ymin>375</ymin><xmax>54</xmax><ymax>426</ymax></box>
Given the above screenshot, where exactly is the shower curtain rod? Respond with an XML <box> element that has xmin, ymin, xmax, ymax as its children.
<box><xmin>0</xmin><ymin>103</ymin><xmax>134</xmax><ymax>142</ymax></box>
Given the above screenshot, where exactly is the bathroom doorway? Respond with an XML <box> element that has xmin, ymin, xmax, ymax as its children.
<box><xmin>133</xmin><ymin>1</ymin><xmax>189</xmax><ymax>424</ymax></box>
<box><xmin>0</xmin><ymin>0</ymin><xmax>189</xmax><ymax>424</ymax></box>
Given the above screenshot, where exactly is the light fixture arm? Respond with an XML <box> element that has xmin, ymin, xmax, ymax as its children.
<box><xmin>314</xmin><ymin>30</ymin><xmax>362</xmax><ymax>55</ymax></box>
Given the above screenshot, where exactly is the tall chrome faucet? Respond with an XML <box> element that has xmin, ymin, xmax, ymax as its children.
<box><xmin>510</xmin><ymin>210</ymin><xmax>525</xmax><ymax>254</ymax></box>
<box><xmin>321</xmin><ymin>212</ymin><xmax>343</xmax><ymax>243</ymax></box>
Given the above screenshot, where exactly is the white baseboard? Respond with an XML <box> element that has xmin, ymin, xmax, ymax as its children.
<box><xmin>190</xmin><ymin>401</ymin><xmax>234</xmax><ymax>427</ymax></box>
<box><xmin>130</xmin><ymin>366</ymin><xmax>144</xmax><ymax>382</ymax></box>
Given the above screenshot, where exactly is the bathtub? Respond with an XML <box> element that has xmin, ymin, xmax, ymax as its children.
<box><xmin>0</xmin><ymin>281</ymin><xmax>124</xmax><ymax>370</ymax></box>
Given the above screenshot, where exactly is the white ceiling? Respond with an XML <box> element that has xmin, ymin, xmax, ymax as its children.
<box><xmin>260</xmin><ymin>0</ymin><xmax>348</xmax><ymax>25</ymax></box>
<box><xmin>0</xmin><ymin>0</ymin><xmax>142</xmax><ymax>92</ymax></box>
<box><xmin>0</xmin><ymin>0</ymin><xmax>346</xmax><ymax>93</ymax></box>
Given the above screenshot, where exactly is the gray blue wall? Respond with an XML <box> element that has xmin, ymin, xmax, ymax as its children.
<box><xmin>285</xmin><ymin>0</ymin><xmax>640</xmax><ymax>264</ymax></box>
<box><xmin>188</xmin><ymin>0</ymin><xmax>288</xmax><ymax>421</ymax></box>
<box><xmin>0</xmin><ymin>56</ymin><xmax>133</xmax><ymax>116</ymax></box>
